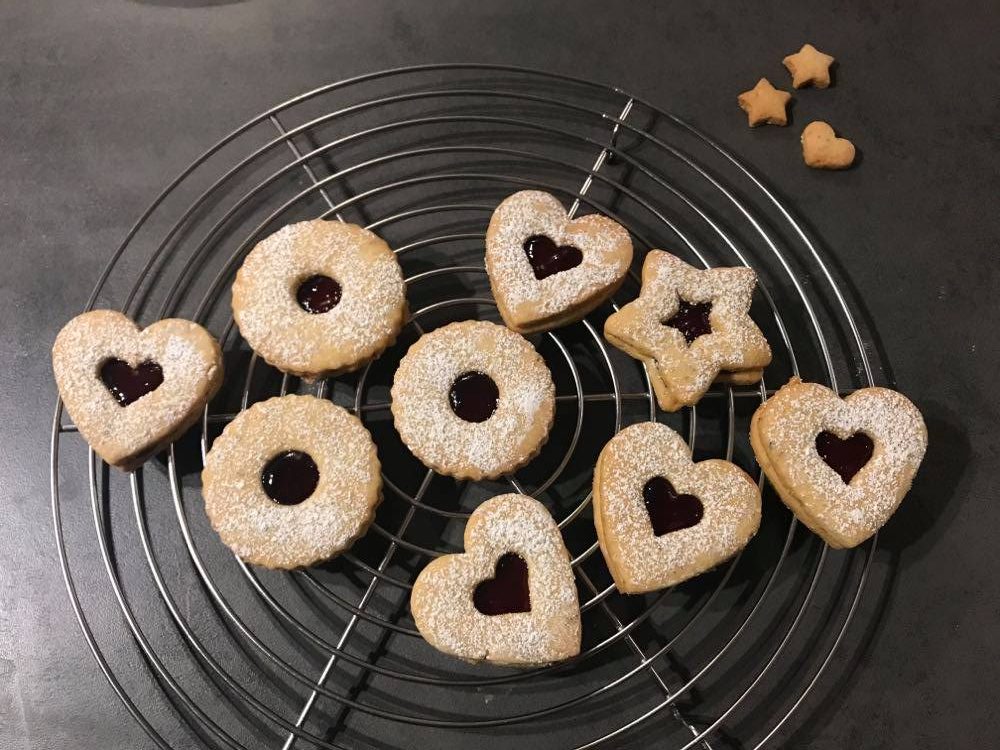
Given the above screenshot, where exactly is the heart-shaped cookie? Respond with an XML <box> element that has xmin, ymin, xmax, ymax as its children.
<box><xmin>801</xmin><ymin>121</ymin><xmax>855</xmax><ymax>170</ymax></box>
<box><xmin>750</xmin><ymin>378</ymin><xmax>927</xmax><ymax>548</ymax></box>
<box><xmin>53</xmin><ymin>310</ymin><xmax>223</xmax><ymax>470</ymax></box>
<box><xmin>485</xmin><ymin>190</ymin><xmax>633</xmax><ymax>334</ymax></box>
<box><xmin>410</xmin><ymin>493</ymin><xmax>581</xmax><ymax>665</ymax></box>
<box><xmin>594</xmin><ymin>422</ymin><xmax>761</xmax><ymax>594</ymax></box>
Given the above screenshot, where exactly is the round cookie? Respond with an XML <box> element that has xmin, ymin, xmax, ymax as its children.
<box><xmin>390</xmin><ymin>320</ymin><xmax>555</xmax><ymax>480</ymax></box>
<box><xmin>202</xmin><ymin>394</ymin><xmax>381</xmax><ymax>569</ymax></box>
<box><xmin>485</xmin><ymin>190</ymin><xmax>633</xmax><ymax>334</ymax></box>
<box><xmin>594</xmin><ymin>422</ymin><xmax>761</xmax><ymax>594</ymax></box>
<box><xmin>232</xmin><ymin>219</ymin><xmax>407</xmax><ymax>381</ymax></box>
<box><xmin>411</xmin><ymin>493</ymin><xmax>581</xmax><ymax>666</ymax></box>
<box><xmin>52</xmin><ymin>310</ymin><xmax>223</xmax><ymax>471</ymax></box>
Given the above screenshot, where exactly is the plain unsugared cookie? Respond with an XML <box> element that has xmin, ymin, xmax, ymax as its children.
<box><xmin>52</xmin><ymin>310</ymin><xmax>223</xmax><ymax>471</ymax></box>
<box><xmin>202</xmin><ymin>394</ymin><xmax>382</xmax><ymax>569</ymax></box>
<box><xmin>594</xmin><ymin>422</ymin><xmax>761</xmax><ymax>594</ymax></box>
<box><xmin>390</xmin><ymin>320</ymin><xmax>555</xmax><ymax>480</ymax></box>
<box><xmin>604</xmin><ymin>251</ymin><xmax>772</xmax><ymax>412</ymax></box>
<box><xmin>750</xmin><ymin>378</ymin><xmax>927</xmax><ymax>548</ymax></box>
<box><xmin>485</xmin><ymin>190</ymin><xmax>633</xmax><ymax>334</ymax></box>
<box><xmin>801</xmin><ymin>121</ymin><xmax>856</xmax><ymax>170</ymax></box>
<box><xmin>737</xmin><ymin>78</ymin><xmax>792</xmax><ymax>127</ymax></box>
<box><xmin>782</xmin><ymin>43</ymin><xmax>836</xmax><ymax>89</ymax></box>
<box><xmin>232</xmin><ymin>219</ymin><xmax>407</xmax><ymax>381</ymax></box>
<box><xmin>410</xmin><ymin>493</ymin><xmax>581</xmax><ymax>666</ymax></box>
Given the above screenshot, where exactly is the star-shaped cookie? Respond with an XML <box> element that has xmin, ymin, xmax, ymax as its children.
<box><xmin>737</xmin><ymin>78</ymin><xmax>791</xmax><ymax>127</ymax></box>
<box><xmin>604</xmin><ymin>251</ymin><xmax>772</xmax><ymax>411</ymax></box>
<box><xmin>782</xmin><ymin>44</ymin><xmax>835</xmax><ymax>89</ymax></box>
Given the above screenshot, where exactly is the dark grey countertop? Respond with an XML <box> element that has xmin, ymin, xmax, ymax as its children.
<box><xmin>2</xmin><ymin>1</ymin><xmax>997</xmax><ymax>748</ymax></box>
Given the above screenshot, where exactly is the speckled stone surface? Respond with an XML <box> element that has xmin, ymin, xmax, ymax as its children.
<box><xmin>1</xmin><ymin>1</ymin><xmax>996</xmax><ymax>748</ymax></box>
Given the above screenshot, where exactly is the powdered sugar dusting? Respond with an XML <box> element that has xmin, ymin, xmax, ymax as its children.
<box><xmin>411</xmin><ymin>494</ymin><xmax>581</xmax><ymax>665</ymax></box>
<box><xmin>52</xmin><ymin>310</ymin><xmax>222</xmax><ymax>468</ymax></box>
<box><xmin>754</xmin><ymin>380</ymin><xmax>927</xmax><ymax>545</ymax></box>
<box><xmin>486</xmin><ymin>191</ymin><xmax>631</xmax><ymax>323</ymax></box>
<box><xmin>595</xmin><ymin>422</ymin><xmax>760</xmax><ymax>592</ymax></box>
<box><xmin>201</xmin><ymin>394</ymin><xmax>381</xmax><ymax>569</ymax></box>
<box><xmin>605</xmin><ymin>250</ymin><xmax>771</xmax><ymax>406</ymax></box>
<box><xmin>390</xmin><ymin>321</ymin><xmax>555</xmax><ymax>480</ymax></box>
<box><xmin>232</xmin><ymin>220</ymin><xmax>406</xmax><ymax>378</ymax></box>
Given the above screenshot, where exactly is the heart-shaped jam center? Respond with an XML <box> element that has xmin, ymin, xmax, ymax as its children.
<box><xmin>473</xmin><ymin>553</ymin><xmax>531</xmax><ymax>615</ymax></box>
<box><xmin>448</xmin><ymin>371</ymin><xmax>499</xmax><ymax>423</ymax></box>
<box><xmin>296</xmin><ymin>274</ymin><xmax>342</xmax><ymax>314</ymax></box>
<box><xmin>815</xmin><ymin>431</ymin><xmax>874</xmax><ymax>483</ymax></box>
<box><xmin>523</xmin><ymin>234</ymin><xmax>583</xmax><ymax>280</ymax></box>
<box><xmin>99</xmin><ymin>358</ymin><xmax>164</xmax><ymax>407</ymax></box>
<box><xmin>663</xmin><ymin>299</ymin><xmax>713</xmax><ymax>344</ymax></box>
<box><xmin>642</xmin><ymin>476</ymin><xmax>704</xmax><ymax>536</ymax></box>
<box><xmin>261</xmin><ymin>450</ymin><xmax>320</xmax><ymax>505</ymax></box>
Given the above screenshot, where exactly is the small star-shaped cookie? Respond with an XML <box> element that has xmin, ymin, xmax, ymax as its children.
<box><xmin>782</xmin><ymin>44</ymin><xmax>835</xmax><ymax>89</ymax></box>
<box><xmin>604</xmin><ymin>251</ymin><xmax>772</xmax><ymax>411</ymax></box>
<box><xmin>737</xmin><ymin>78</ymin><xmax>791</xmax><ymax>127</ymax></box>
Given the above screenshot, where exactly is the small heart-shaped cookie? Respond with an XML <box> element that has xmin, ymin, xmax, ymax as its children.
<box><xmin>801</xmin><ymin>121</ymin><xmax>855</xmax><ymax>170</ymax></box>
<box><xmin>485</xmin><ymin>191</ymin><xmax>633</xmax><ymax>334</ymax></box>
<box><xmin>53</xmin><ymin>310</ymin><xmax>223</xmax><ymax>470</ymax></box>
<box><xmin>411</xmin><ymin>494</ymin><xmax>581</xmax><ymax>665</ymax></box>
<box><xmin>750</xmin><ymin>378</ymin><xmax>927</xmax><ymax>548</ymax></box>
<box><xmin>594</xmin><ymin>422</ymin><xmax>761</xmax><ymax>594</ymax></box>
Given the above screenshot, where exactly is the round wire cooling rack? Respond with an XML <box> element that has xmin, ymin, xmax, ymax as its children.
<box><xmin>50</xmin><ymin>64</ymin><xmax>883</xmax><ymax>750</ymax></box>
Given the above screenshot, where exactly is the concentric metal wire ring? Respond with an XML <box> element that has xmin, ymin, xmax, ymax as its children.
<box><xmin>51</xmin><ymin>64</ymin><xmax>877</xmax><ymax>750</ymax></box>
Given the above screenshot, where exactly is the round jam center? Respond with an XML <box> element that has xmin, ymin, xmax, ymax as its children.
<box><xmin>642</xmin><ymin>475</ymin><xmax>704</xmax><ymax>536</ymax></box>
<box><xmin>473</xmin><ymin>553</ymin><xmax>531</xmax><ymax>616</ymax></box>
<box><xmin>296</xmin><ymin>274</ymin><xmax>342</xmax><ymax>314</ymax></box>
<box><xmin>663</xmin><ymin>299</ymin><xmax>713</xmax><ymax>344</ymax></box>
<box><xmin>99</xmin><ymin>358</ymin><xmax>164</xmax><ymax>406</ymax></box>
<box><xmin>261</xmin><ymin>450</ymin><xmax>320</xmax><ymax>505</ymax></box>
<box><xmin>448</xmin><ymin>371</ymin><xmax>499</xmax><ymax>423</ymax></box>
